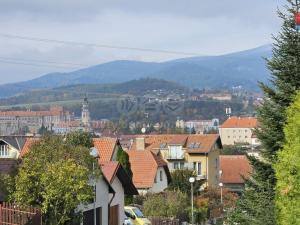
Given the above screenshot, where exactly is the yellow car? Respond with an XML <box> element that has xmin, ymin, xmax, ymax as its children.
<box><xmin>124</xmin><ymin>206</ymin><xmax>152</xmax><ymax>225</ymax></box>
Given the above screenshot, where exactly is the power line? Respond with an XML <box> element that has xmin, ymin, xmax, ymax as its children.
<box><xmin>0</xmin><ymin>33</ymin><xmax>199</xmax><ymax>56</ymax></box>
<box><xmin>0</xmin><ymin>59</ymin><xmax>79</xmax><ymax>69</ymax></box>
<box><xmin>0</xmin><ymin>56</ymin><xmax>89</xmax><ymax>67</ymax></box>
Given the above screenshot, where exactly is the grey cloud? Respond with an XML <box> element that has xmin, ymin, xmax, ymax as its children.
<box><xmin>0</xmin><ymin>0</ymin><xmax>285</xmax><ymax>23</ymax></box>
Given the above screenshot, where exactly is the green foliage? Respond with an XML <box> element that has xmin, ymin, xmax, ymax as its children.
<box><xmin>228</xmin><ymin>156</ymin><xmax>276</xmax><ymax>225</ymax></box>
<box><xmin>274</xmin><ymin>93</ymin><xmax>300</xmax><ymax>225</ymax></box>
<box><xmin>116</xmin><ymin>146</ymin><xmax>132</xmax><ymax>178</ymax></box>
<box><xmin>65</xmin><ymin>131</ymin><xmax>94</xmax><ymax>148</ymax></box>
<box><xmin>10</xmin><ymin>136</ymin><xmax>98</xmax><ymax>225</ymax></box>
<box><xmin>220</xmin><ymin>144</ymin><xmax>249</xmax><ymax>155</ymax></box>
<box><xmin>167</xmin><ymin>169</ymin><xmax>205</xmax><ymax>196</ymax></box>
<box><xmin>40</xmin><ymin>160</ymin><xmax>93</xmax><ymax>225</ymax></box>
<box><xmin>143</xmin><ymin>190</ymin><xmax>189</xmax><ymax>219</ymax></box>
<box><xmin>229</xmin><ymin>1</ymin><xmax>300</xmax><ymax>224</ymax></box>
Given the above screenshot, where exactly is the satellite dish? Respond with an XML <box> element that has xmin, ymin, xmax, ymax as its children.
<box><xmin>141</xmin><ymin>127</ymin><xmax>146</xmax><ymax>134</ymax></box>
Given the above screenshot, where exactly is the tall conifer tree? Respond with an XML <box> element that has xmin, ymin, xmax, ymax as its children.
<box><xmin>228</xmin><ymin>1</ymin><xmax>300</xmax><ymax>224</ymax></box>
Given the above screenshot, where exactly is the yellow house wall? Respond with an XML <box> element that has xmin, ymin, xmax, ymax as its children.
<box><xmin>185</xmin><ymin>144</ymin><xmax>220</xmax><ymax>188</ymax></box>
<box><xmin>185</xmin><ymin>153</ymin><xmax>208</xmax><ymax>177</ymax></box>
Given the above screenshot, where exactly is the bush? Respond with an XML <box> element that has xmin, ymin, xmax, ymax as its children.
<box><xmin>143</xmin><ymin>190</ymin><xmax>189</xmax><ymax>220</ymax></box>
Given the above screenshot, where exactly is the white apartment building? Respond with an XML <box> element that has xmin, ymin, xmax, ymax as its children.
<box><xmin>219</xmin><ymin>116</ymin><xmax>259</xmax><ymax>146</ymax></box>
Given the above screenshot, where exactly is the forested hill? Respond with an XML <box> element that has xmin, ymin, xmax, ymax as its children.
<box><xmin>0</xmin><ymin>78</ymin><xmax>187</xmax><ymax>106</ymax></box>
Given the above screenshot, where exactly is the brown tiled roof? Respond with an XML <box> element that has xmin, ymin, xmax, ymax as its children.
<box><xmin>20</xmin><ymin>138</ymin><xmax>40</xmax><ymax>158</ymax></box>
<box><xmin>93</xmin><ymin>138</ymin><xmax>118</xmax><ymax>163</ymax></box>
<box><xmin>127</xmin><ymin>134</ymin><xmax>221</xmax><ymax>154</ymax></box>
<box><xmin>220</xmin><ymin>155</ymin><xmax>252</xmax><ymax>184</ymax></box>
<box><xmin>185</xmin><ymin>134</ymin><xmax>220</xmax><ymax>153</ymax></box>
<box><xmin>169</xmin><ymin>136</ymin><xmax>187</xmax><ymax>145</ymax></box>
<box><xmin>220</xmin><ymin>116</ymin><xmax>258</xmax><ymax>128</ymax></box>
<box><xmin>127</xmin><ymin>150</ymin><xmax>169</xmax><ymax>189</ymax></box>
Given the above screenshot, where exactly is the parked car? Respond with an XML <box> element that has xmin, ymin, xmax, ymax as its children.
<box><xmin>124</xmin><ymin>206</ymin><xmax>152</xmax><ymax>225</ymax></box>
<box><xmin>124</xmin><ymin>211</ymin><xmax>134</xmax><ymax>225</ymax></box>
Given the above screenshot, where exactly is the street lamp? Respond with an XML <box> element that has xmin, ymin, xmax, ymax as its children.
<box><xmin>90</xmin><ymin>147</ymin><xmax>99</xmax><ymax>225</ymax></box>
<box><xmin>219</xmin><ymin>182</ymin><xmax>223</xmax><ymax>204</ymax></box>
<box><xmin>189</xmin><ymin>177</ymin><xmax>195</xmax><ymax>225</ymax></box>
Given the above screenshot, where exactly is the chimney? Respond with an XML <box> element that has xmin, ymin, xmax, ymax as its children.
<box><xmin>136</xmin><ymin>137</ymin><xmax>145</xmax><ymax>151</ymax></box>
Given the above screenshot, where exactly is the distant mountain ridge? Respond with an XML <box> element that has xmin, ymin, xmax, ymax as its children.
<box><xmin>0</xmin><ymin>45</ymin><xmax>272</xmax><ymax>98</ymax></box>
<box><xmin>0</xmin><ymin>78</ymin><xmax>187</xmax><ymax>106</ymax></box>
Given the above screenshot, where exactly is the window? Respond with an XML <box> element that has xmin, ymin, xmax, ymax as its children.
<box><xmin>180</xmin><ymin>162</ymin><xmax>185</xmax><ymax>169</ymax></box>
<box><xmin>174</xmin><ymin>162</ymin><xmax>179</xmax><ymax>169</ymax></box>
<box><xmin>160</xmin><ymin>143</ymin><xmax>167</xmax><ymax>149</ymax></box>
<box><xmin>154</xmin><ymin>174</ymin><xmax>157</xmax><ymax>183</ymax></box>
<box><xmin>197</xmin><ymin>162</ymin><xmax>202</xmax><ymax>176</ymax></box>
<box><xmin>215</xmin><ymin>158</ymin><xmax>218</xmax><ymax>168</ymax></box>
<box><xmin>160</xmin><ymin>170</ymin><xmax>163</xmax><ymax>181</ymax></box>
<box><xmin>228</xmin><ymin>136</ymin><xmax>230</xmax><ymax>138</ymax></box>
<box><xmin>0</xmin><ymin>145</ymin><xmax>8</xmax><ymax>157</ymax></box>
<box><xmin>245</xmin><ymin>136</ymin><xmax>248</xmax><ymax>138</ymax></box>
<box><xmin>189</xmin><ymin>143</ymin><xmax>201</xmax><ymax>149</ymax></box>
<box><xmin>193</xmin><ymin>162</ymin><xmax>197</xmax><ymax>170</ymax></box>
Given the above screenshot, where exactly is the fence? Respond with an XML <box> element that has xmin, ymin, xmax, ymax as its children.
<box><xmin>150</xmin><ymin>217</ymin><xmax>180</xmax><ymax>225</ymax></box>
<box><xmin>0</xmin><ymin>202</ymin><xmax>41</xmax><ymax>225</ymax></box>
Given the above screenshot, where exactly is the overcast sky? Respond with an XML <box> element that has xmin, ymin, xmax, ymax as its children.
<box><xmin>0</xmin><ymin>0</ymin><xmax>285</xmax><ymax>84</ymax></box>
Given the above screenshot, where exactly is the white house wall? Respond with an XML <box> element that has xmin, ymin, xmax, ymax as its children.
<box><xmin>149</xmin><ymin>167</ymin><xmax>168</xmax><ymax>193</ymax></box>
<box><xmin>77</xmin><ymin>177</ymin><xmax>109</xmax><ymax>225</ymax></box>
<box><xmin>110</xmin><ymin>177</ymin><xmax>125</xmax><ymax>225</ymax></box>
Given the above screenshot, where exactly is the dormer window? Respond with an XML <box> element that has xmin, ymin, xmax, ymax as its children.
<box><xmin>0</xmin><ymin>144</ymin><xmax>8</xmax><ymax>157</ymax></box>
<box><xmin>189</xmin><ymin>142</ymin><xmax>201</xmax><ymax>149</ymax></box>
<box><xmin>160</xmin><ymin>143</ymin><xmax>167</xmax><ymax>149</ymax></box>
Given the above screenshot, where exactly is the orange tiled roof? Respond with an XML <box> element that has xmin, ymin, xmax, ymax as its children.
<box><xmin>220</xmin><ymin>155</ymin><xmax>252</xmax><ymax>184</ymax></box>
<box><xmin>127</xmin><ymin>134</ymin><xmax>220</xmax><ymax>154</ymax></box>
<box><xmin>93</xmin><ymin>138</ymin><xmax>118</xmax><ymax>163</ymax></box>
<box><xmin>127</xmin><ymin>150</ymin><xmax>168</xmax><ymax>189</ymax></box>
<box><xmin>101</xmin><ymin>161</ymin><xmax>119</xmax><ymax>183</ymax></box>
<box><xmin>0</xmin><ymin>110</ymin><xmax>63</xmax><ymax>117</ymax></box>
<box><xmin>220</xmin><ymin>116</ymin><xmax>258</xmax><ymax>128</ymax></box>
<box><xmin>101</xmin><ymin>161</ymin><xmax>138</xmax><ymax>195</ymax></box>
<box><xmin>20</xmin><ymin>138</ymin><xmax>40</xmax><ymax>158</ymax></box>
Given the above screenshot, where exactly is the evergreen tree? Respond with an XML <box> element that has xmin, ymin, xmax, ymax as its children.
<box><xmin>116</xmin><ymin>146</ymin><xmax>133</xmax><ymax>178</ymax></box>
<box><xmin>275</xmin><ymin>93</ymin><xmax>300</xmax><ymax>225</ymax></box>
<box><xmin>228</xmin><ymin>1</ymin><xmax>300</xmax><ymax>224</ymax></box>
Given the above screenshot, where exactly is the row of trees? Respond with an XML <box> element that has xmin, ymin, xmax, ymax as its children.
<box><xmin>1</xmin><ymin>132</ymin><xmax>132</xmax><ymax>225</ymax></box>
<box><xmin>228</xmin><ymin>0</ymin><xmax>300</xmax><ymax>224</ymax></box>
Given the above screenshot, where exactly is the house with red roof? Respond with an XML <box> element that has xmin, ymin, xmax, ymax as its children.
<box><xmin>78</xmin><ymin>161</ymin><xmax>137</xmax><ymax>225</ymax></box>
<box><xmin>219</xmin><ymin>116</ymin><xmax>260</xmax><ymax>146</ymax></box>
<box><xmin>220</xmin><ymin>155</ymin><xmax>252</xmax><ymax>193</ymax></box>
<box><xmin>11</xmin><ymin>136</ymin><xmax>138</xmax><ymax>225</ymax></box>
<box><xmin>127</xmin><ymin>149</ymin><xmax>171</xmax><ymax>194</ymax></box>
<box><xmin>123</xmin><ymin>134</ymin><xmax>222</xmax><ymax>189</ymax></box>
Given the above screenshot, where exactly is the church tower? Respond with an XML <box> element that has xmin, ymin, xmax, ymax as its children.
<box><xmin>81</xmin><ymin>96</ymin><xmax>90</xmax><ymax>128</ymax></box>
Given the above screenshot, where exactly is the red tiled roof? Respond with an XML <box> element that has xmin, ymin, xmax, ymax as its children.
<box><xmin>101</xmin><ymin>161</ymin><xmax>138</xmax><ymax>195</ymax></box>
<box><xmin>101</xmin><ymin>161</ymin><xmax>119</xmax><ymax>183</ymax></box>
<box><xmin>20</xmin><ymin>138</ymin><xmax>40</xmax><ymax>158</ymax></box>
<box><xmin>0</xmin><ymin>110</ymin><xmax>63</xmax><ymax>117</ymax></box>
<box><xmin>93</xmin><ymin>138</ymin><xmax>118</xmax><ymax>163</ymax></box>
<box><xmin>220</xmin><ymin>155</ymin><xmax>252</xmax><ymax>184</ymax></box>
<box><xmin>220</xmin><ymin>117</ymin><xmax>258</xmax><ymax>128</ymax></box>
<box><xmin>127</xmin><ymin>150</ymin><xmax>168</xmax><ymax>189</ymax></box>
